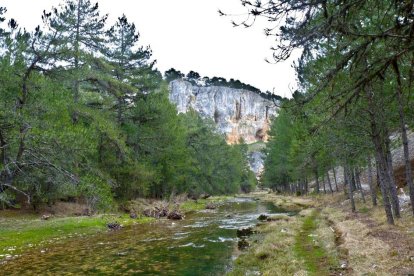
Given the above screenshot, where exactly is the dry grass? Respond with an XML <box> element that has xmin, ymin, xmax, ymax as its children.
<box><xmin>337</xmin><ymin>218</ymin><xmax>391</xmax><ymax>275</ymax></box>
<box><xmin>231</xmin><ymin>192</ymin><xmax>414</xmax><ymax>276</ymax></box>
<box><xmin>230</xmin><ymin>194</ymin><xmax>340</xmax><ymax>275</ymax></box>
<box><xmin>246</xmin><ymin>192</ymin><xmax>316</xmax><ymax>211</ymax></box>
<box><xmin>229</xmin><ymin>214</ymin><xmax>307</xmax><ymax>276</ymax></box>
<box><xmin>314</xmin><ymin>212</ymin><xmax>341</xmax><ymax>266</ymax></box>
<box><xmin>267</xmin><ymin>213</ymin><xmax>292</xmax><ymax>222</ymax></box>
<box><xmin>43</xmin><ymin>202</ymin><xmax>89</xmax><ymax>216</ymax></box>
<box><xmin>319</xmin><ymin>194</ymin><xmax>414</xmax><ymax>275</ymax></box>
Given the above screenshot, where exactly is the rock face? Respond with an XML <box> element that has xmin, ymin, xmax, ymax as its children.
<box><xmin>249</xmin><ymin>151</ymin><xmax>266</xmax><ymax>176</ymax></box>
<box><xmin>169</xmin><ymin>80</ymin><xmax>278</xmax><ymax>144</ymax></box>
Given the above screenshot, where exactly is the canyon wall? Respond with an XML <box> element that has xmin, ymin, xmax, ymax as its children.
<box><xmin>169</xmin><ymin>80</ymin><xmax>278</xmax><ymax>144</ymax></box>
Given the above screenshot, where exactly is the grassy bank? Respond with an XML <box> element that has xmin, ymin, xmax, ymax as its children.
<box><xmin>0</xmin><ymin>212</ymin><xmax>154</xmax><ymax>260</ymax></box>
<box><xmin>0</xmin><ymin>196</ymin><xmax>232</xmax><ymax>261</ymax></box>
<box><xmin>179</xmin><ymin>195</ymin><xmax>233</xmax><ymax>212</ymax></box>
<box><xmin>229</xmin><ymin>192</ymin><xmax>414</xmax><ymax>276</ymax></box>
<box><xmin>229</xmin><ymin>194</ymin><xmax>337</xmax><ymax>276</ymax></box>
<box><xmin>293</xmin><ymin>209</ymin><xmax>339</xmax><ymax>275</ymax></box>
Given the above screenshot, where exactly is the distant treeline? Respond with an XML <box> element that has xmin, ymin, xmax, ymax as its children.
<box><xmin>165</xmin><ymin>68</ymin><xmax>283</xmax><ymax>102</ymax></box>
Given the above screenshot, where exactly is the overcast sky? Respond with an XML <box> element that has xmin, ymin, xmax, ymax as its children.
<box><xmin>2</xmin><ymin>0</ymin><xmax>298</xmax><ymax>97</ymax></box>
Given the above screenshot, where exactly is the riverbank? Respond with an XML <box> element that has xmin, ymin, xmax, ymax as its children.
<box><xmin>2</xmin><ymin>194</ymin><xmax>413</xmax><ymax>274</ymax></box>
<box><xmin>0</xmin><ymin>196</ymin><xmax>231</xmax><ymax>262</ymax></box>
<box><xmin>1</xmin><ymin>196</ymin><xmax>276</xmax><ymax>275</ymax></box>
<box><xmin>0</xmin><ymin>212</ymin><xmax>154</xmax><ymax>261</ymax></box>
<box><xmin>229</xmin><ymin>192</ymin><xmax>414</xmax><ymax>275</ymax></box>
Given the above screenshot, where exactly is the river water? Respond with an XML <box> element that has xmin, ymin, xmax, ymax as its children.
<box><xmin>1</xmin><ymin>197</ymin><xmax>288</xmax><ymax>275</ymax></box>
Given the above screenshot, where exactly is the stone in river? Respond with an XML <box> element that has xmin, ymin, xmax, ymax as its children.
<box><xmin>238</xmin><ymin>238</ymin><xmax>250</xmax><ymax>250</ymax></box>
<box><xmin>257</xmin><ymin>214</ymin><xmax>269</xmax><ymax>221</ymax></box>
<box><xmin>237</xmin><ymin>227</ymin><xmax>254</xmax><ymax>238</ymax></box>
<box><xmin>167</xmin><ymin>210</ymin><xmax>184</xmax><ymax>220</ymax></box>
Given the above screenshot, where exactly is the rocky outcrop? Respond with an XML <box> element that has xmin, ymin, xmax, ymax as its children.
<box><xmin>169</xmin><ymin>80</ymin><xmax>278</xmax><ymax>144</ymax></box>
<box><xmin>314</xmin><ymin>131</ymin><xmax>414</xmax><ymax>193</ymax></box>
<box><xmin>249</xmin><ymin>151</ymin><xmax>266</xmax><ymax>176</ymax></box>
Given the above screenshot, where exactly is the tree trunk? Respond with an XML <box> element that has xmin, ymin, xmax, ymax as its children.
<box><xmin>304</xmin><ymin>176</ymin><xmax>308</xmax><ymax>195</ymax></box>
<box><xmin>314</xmin><ymin>170</ymin><xmax>320</xmax><ymax>194</ymax></box>
<box><xmin>117</xmin><ymin>97</ymin><xmax>123</xmax><ymax>125</ymax></box>
<box><xmin>326</xmin><ymin>172</ymin><xmax>333</xmax><ymax>194</ymax></box>
<box><xmin>322</xmin><ymin>174</ymin><xmax>327</xmax><ymax>194</ymax></box>
<box><xmin>393</xmin><ymin>61</ymin><xmax>414</xmax><ymax>215</ymax></box>
<box><xmin>0</xmin><ymin>130</ymin><xmax>8</xmax><ymax>181</ymax></box>
<box><xmin>72</xmin><ymin>0</ymin><xmax>82</xmax><ymax>123</ymax></box>
<box><xmin>298</xmin><ymin>180</ymin><xmax>303</xmax><ymax>195</ymax></box>
<box><xmin>345</xmin><ymin>166</ymin><xmax>356</xmax><ymax>212</ymax></box>
<box><xmin>385</xmin><ymin>135</ymin><xmax>401</xmax><ymax>218</ymax></box>
<box><xmin>332</xmin><ymin>167</ymin><xmax>339</xmax><ymax>192</ymax></box>
<box><xmin>375</xmin><ymin>153</ymin><xmax>394</xmax><ymax>224</ymax></box>
<box><xmin>343</xmin><ymin>166</ymin><xmax>348</xmax><ymax>196</ymax></box>
<box><xmin>365</xmin><ymin>85</ymin><xmax>395</xmax><ymax>224</ymax></box>
<box><xmin>367</xmin><ymin>156</ymin><xmax>377</xmax><ymax>206</ymax></box>
<box><xmin>350</xmin><ymin>168</ymin><xmax>356</xmax><ymax>192</ymax></box>
<box><xmin>355</xmin><ymin>167</ymin><xmax>366</xmax><ymax>203</ymax></box>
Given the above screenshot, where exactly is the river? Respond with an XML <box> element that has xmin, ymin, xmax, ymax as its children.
<box><xmin>1</xmin><ymin>197</ymin><xmax>289</xmax><ymax>275</ymax></box>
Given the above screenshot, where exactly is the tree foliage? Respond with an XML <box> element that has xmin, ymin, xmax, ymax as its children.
<box><xmin>0</xmin><ymin>1</ymin><xmax>253</xmax><ymax>210</ymax></box>
<box><xmin>237</xmin><ymin>0</ymin><xmax>414</xmax><ymax>223</ymax></box>
<box><xmin>165</xmin><ymin>69</ymin><xmax>283</xmax><ymax>101</ymax></box>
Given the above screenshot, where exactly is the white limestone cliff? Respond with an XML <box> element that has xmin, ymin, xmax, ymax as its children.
<box><xmin>169</xmin><ymin>80</ymin><xmax>278</xmax><ymax>144</ymax></box>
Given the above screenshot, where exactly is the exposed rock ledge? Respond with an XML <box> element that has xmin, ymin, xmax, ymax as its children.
<box><xmin>169</xmin><ymin>80</ymin><xmax>278</xmax><ymax>144</ymax></box>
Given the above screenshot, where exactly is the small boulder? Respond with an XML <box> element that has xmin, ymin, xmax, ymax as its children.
<box><xmin>188</xmin><ymin>194</ymin><xmax>198</xmax><ymax>200</ymax></box>
<box><xmin>107</xmin><ymin>222</ymin><xmax>122</xmax><ymax>230</ymax></box>
<box><xmin>167</xmin><ymin>210</ymin><xmax>184</xmax><ymax>220</ymax></box>
<box><xmin>41</xmin><ymin>214</ymin><xmax>51</xmax><ymax>220</ymax></box>
<box><xmin>205</xmin><ymin>203</ymin><xmax>217</xmax><ymax>210</ymax></box>
<box><xmin>129</xmin><ymin>213</ymin><xmax>138</xmax><ymax>219</ymax></box>
<box><xmin>143</xmin><ymin>206</ymin><xmax>169</xmax><ymax>218</ymax></box>
<box><xmin>238</xmin><ymin>238</ymin><xmax>249</xmax><ymax>250</ymax></box>
<box><xmin>156</xmin><ymin>207</ymin><xmax>168</xmax><ymax>218</ymax></box>
<box><xmin>266</xmin><ymin>214</ymin><xmax>290</xmax><ymax>222</ymax></box>
<box><xmin>200</xmin><ymin>193</ymin><xmax>211</xmax><ymax>199</ymax></box>
<box><xmin>257</xmin><ymin>214</ymin><xmax>268</xmax><ymax>221</ymax></box>
<box><xmin>143</xmin><ymin>208</ymin><xmax>158</xmax><ymax>218</ymax></box>
<box><xmin>237</xmin><ymin>227</ymin><xmax>254</xmax><ymax>238</ymax></box>
<box><xmin>340</xmin><ymin>261</ymin><xmax>348</xmax><ymax>269</ymax></box>
<box><xmin>82</xmin><ymin>208</ymin><xmax>91</xmax><ymax>216</ymax></box>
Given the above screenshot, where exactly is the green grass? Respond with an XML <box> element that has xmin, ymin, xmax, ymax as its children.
<box><xmin>294</xmin><ymin>210</ymin><xmax>336</xmax><ymax>275</ymax></box>
<box><xmin>359</xmin><ymin>206</ymin><xmax>370</xmax><ymax>213</ymax></box>
<box><xmin>0</xmin><ymin>214</ymin><xmax>154</xmax><ymax>256</ymax></box>
<box><xmin>0</xmin><ymin>196</ymin><xmax>233</xmax><ymax>259</ymax></box>
<box><xmin>180</xmin><ymin>196</ymin><xmax>233</xmax><ymax>212</ymax></box>
<box><xmin>247</xmin><ymin>141</ymin><xmax>266</xmax><ymax>153</ymax></box>
<box><xmin>228</xmin><ymin>212</ymin><xmax>305</xmax><ymax>275</ymax></box>
<box><xmin>179</xmin><ymin>199</ymin><xmax>208</xmax><ymax>212</ymax></box>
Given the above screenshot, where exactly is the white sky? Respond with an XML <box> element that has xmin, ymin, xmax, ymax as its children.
<box><xmin>2</xmin><ymin>0</ymin><xmax>298</xmax><ymax>97</ymax></box>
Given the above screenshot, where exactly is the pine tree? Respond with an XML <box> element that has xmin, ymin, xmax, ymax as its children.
<box><xmin>43</xmin><ymin>0</ymin><xmax>108</xmax><ymax>120</ymax></box>
<box><xmin>165</xmin><ymin>68</ymin><xmax>184</xmax><ymax>82</ymax></box>
<box><xmin>106</xmin><ymin>14</ymin><xmax>154</xmax><ymax>124</ymax></box>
